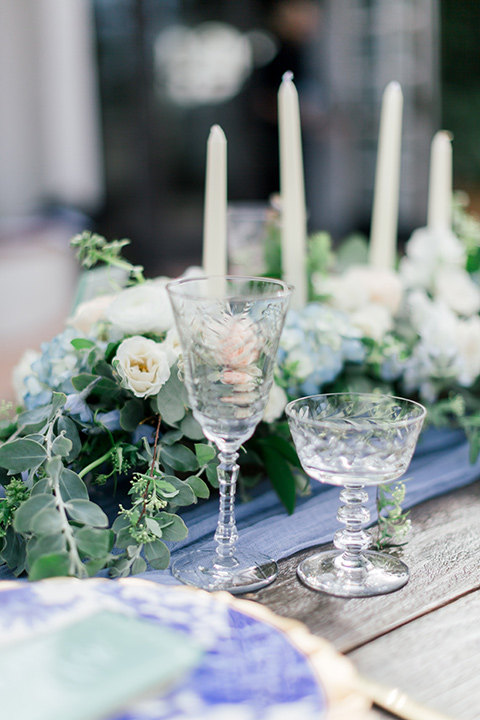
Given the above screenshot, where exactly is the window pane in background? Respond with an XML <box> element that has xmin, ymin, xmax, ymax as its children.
<box><xmin>92</xmin><ymin>0</ymin><xmax>447</xmax><ymax>276</ymax></box>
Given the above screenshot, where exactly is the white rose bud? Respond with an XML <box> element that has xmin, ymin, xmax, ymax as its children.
<box><xmin>113</xmin><ymin>336</ymin><xmax>171</xmax><ymax>398</ymax></box>
<box><xmin>106</xmin><ymin>283</ymin><xmax>174</xmax><ymax>335</ymax></box>
<box><xmin>69</xmin><ymin>294</ymin><xmax>117</xmax><ymax>335</ymax></box>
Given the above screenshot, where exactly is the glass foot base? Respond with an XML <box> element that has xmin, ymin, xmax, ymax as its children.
<box><xmin>297</xmin><ymin>549</ymin><xmax>409</xmax><ymax>598</ymax></box>
<box><xmin>171</xmin><ymin>548</ymin><xmax>278</xmax><ymax>594</ymax></box>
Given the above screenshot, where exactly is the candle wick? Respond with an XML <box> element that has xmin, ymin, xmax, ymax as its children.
<box><xmin>282</xmin><ymin>70</ymin><xmax>294</xmax><ymax>83</ymax></box>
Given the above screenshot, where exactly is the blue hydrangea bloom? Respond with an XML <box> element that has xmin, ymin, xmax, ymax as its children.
<box><xmin>277</xmin><ymin>303</ymin><xmax>365</xmax><ymax>397</ymax></box>
<box><xmin>23</xmin><ymin>329</ymin><xmax>91</xmax><ymax>410</ymax></box>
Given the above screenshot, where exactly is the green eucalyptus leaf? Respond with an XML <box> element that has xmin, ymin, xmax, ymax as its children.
<box><xmin>160</xmin><ymin>476</ymin><xmax>196</xmax><ymax>506</ymax></box>
<box><xmin>72</xmin><ymin>373</ymin><xmax>118</xmax><ymax>395</ymax></box>
<box><xmin>160</xmin><ymin>444</ymin><xmax>199</xmax><ymax>473</ymax></box>
<box><xmin>0</xmin><ymin>438</ymin><xmax>47</xmax><ymax>472</ymax></box>
<box><xmin>206</xmin><ymin>462</ymin><xmax>219</xmax><ymax>488</ymax></box>
<box><xmin>112</xmin><ymin>514</ymin><xmax>130</xmax><ymax>533</ymax></box>
<box><xmin>27</xmin><ymin>533</ymin><xmax>67</xmax><ymax>566</ymax></box>
<box><xmin>120</xmin><ymin>399</ymin><xmax>145</xmax><ymax>432</ymax></box>
<box><xmin>65</xmin><ymin>499</ymin><xmax>109</xmax><ymax>527</ymax></box>
<box><xmin>180</xmin><ymin>414</ymin><xmax>205</xmax><ymax>440</ymax></box>
<box><xmin>28</xmin><ymin>551</ymin><xmax>72</xmax><ymax>581</ymax></box>
<box><xmin>17</xmin><ymin>405</ymin><xmax>51</xmax><ymax>433</ymax></box>
<box><xmin>85</xmin><ymin>557</ymin><xmax>110</xmax><ymax>577</ymax></box>
<box><xmin>154</xmin><ymin>478</ymin><xmax>179</xmax><ymax>499</ymax></box>
<box><xmin>154</xmin><ymin>511</ymin><xmax>188</xmax><ymax>541</ymax></box>
<box><xmin>93</xmin><ymin>359</ymin><xmax>116</xmax><ymax>380</ymax></box>
<box><xmin>71</xmin><ymin>338</ymin><xmax>96</xmax><ymax>350</ymax></box>
<box><xmin>0</xmin><ymin>465</ymin><xmax>8</xmax><ymax>486</ymax></box>
<box><xmin>115</xmin><ymin>527</ymin><xmax>134</xmax><ymax>550</ymax></box>
<box><xmin>0</xmin><ymin>418</ymin><xmax>17</xmax><ymax>441</ymax></box>
<box><xmin>105</xmin><ymin>341</ymin><xmax>121</xmax><ymax>364</ymax></box>
<box><xmin>31</xmin><ymin>479</ymin><xmax>52</xmax><ymax>496</ymax></box>
<box><xmin>74</xmin><ymin>526</ymin><xmax>114</xmax><ymax>558</ymax></box>
<box><xmin>145</xmin><ymin>516</ymin><xmax>163</xmax><ymax>538</ymax></box>
<box><xmin>144</xmin><ymin>539</ymin><xmax>170</xmax><ymax>570</ymax></box>
<box><xmin>31</xmin><ymin>507</ymin><xmax>64</xmax><ymax>535</ymax></box>
<box><xmin>49</xmin><ymin>392</ymin><xmax>67</xmax><ymax>420</ymax></box>
<box><xmin>56</xmin><ymin>416</ymin><xmax>82</xmax><ymax>461</ymax></box>
<box><xmin>185</xmin><ymin>475</ymin><xmax>210</xmax><ymax>499</ymax></box>
<box><xmin>23</xmin><ymin>434</ymin><xmax>45</xmax><ymax>444</ymax></box>
<box><xmin>154</xmin><ymin>370</ymin><xmax>187</xmax><ymax>424</ymax></box>
<box><xmin>13</xmin><ymin>494</ymin><xmax>56</xmax><ymax>534</ymax></box>
<box><xmin>195</xmin><ymin>443</ymin><xmax>216</xmax><ymax>466</ymax></box>
<box><xmin>71</xmin><ymin>373</ymin><xmax>99</xmax><ymax>391</ymax></box>
<box><xmin>51</xmin><ymin>433</ymin><xmax>73</xmax><ymax>458</ymax></box>
<box><xmin>131</xmin><ymin>556</ymin><xmax>147</xmax><ymax>574</ymax></box>
<box><xmin>0</xmin><ymin>526</ymin><xmax>25</xmax><ymax>572</ymax></box>
<box><xmin>108</xmin><ymin>555</ymin><xmax>132</xmax><ymax>578</ymax></box>
<box><xmin>45</xmin><ymin>457</ymin><xmax>63</xmax><ymax>483</ymax></box>
<box><xmin>58</xmin><ymin>468</ymin><xmax>89</xmax><ymax>501</ymax></box>
<box><xmin>160</xmin><ymin>429</ymin><xmax>183</xmax><ymax>446</ymax></box>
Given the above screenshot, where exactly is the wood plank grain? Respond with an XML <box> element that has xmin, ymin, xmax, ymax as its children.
<box><xmin>245</xmin><ymin>482</ymin><xmax>480</xmax><ymax>653</ymax></box>
<box><xmin>349</xmin><ymin>589</ymin><xmax>480</xmax><ymax>720</ymax></box>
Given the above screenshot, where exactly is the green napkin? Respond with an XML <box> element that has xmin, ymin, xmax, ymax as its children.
<box><xmin>0</xmin><ymin>610</ymin><xmax>204</xmax><ymax>720</ymax></box>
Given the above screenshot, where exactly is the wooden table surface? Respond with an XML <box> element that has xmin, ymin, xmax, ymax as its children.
<box><xmin>242</xmin><ymin>481</ymin><xmax>480</xmax><ymax>720</ymax></box>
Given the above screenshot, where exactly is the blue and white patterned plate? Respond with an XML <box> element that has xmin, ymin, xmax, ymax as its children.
<box><xmin>0</xmin><ymin>578</ymin><xmax>328</xmax><ymax>720</ymax></box>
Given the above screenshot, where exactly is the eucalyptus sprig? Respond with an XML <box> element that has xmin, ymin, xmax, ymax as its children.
<box><xmin>71</xmin><ymin>230</ymin><xmax>145</xmax><ymax>284</ymax></box>
<box><xmin>374</xmin><ymin>480</ymin><xmax>411</xmax><ymax>550</ymax></box>
<box><xmin>0</xmin><ymin>392</ymin><xmax>114</xmax><ymax>579</ymax></box>
<box><xmin>0</xmin><ymin>331</ymin><xmax>222</xmax><ymax>581</ymax></box>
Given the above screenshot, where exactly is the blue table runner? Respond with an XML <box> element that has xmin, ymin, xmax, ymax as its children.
<box><xmin>137</xmin><ymin>428</ymin><xmax>480</xmax><ymax>585</ymax></box>
<box><xmin>1</xmin><ymin>429</ymin><xmax>478</xmax><ymax>583</ymax></box>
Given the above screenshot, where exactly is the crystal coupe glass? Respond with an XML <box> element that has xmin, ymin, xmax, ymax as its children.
<box><xmin>167</xmin><ymin>276</ymin><xmax>292</xmax><ymax>593</ymax></box>
<box><xmin>286</xmin><ymin>393</ymin><xmax>426</xmax><ymax>597</ymax></box>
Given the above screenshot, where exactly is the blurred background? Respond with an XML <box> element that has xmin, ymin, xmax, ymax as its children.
<box><xmin>1</xmin><ymin>0</ymin><xmax>479</xmax><ymax>399</ymax></box>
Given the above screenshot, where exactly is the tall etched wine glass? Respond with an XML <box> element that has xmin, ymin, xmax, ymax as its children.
<box><xmin>167</xmin><ymin>276</ymin><xmax>292</xmax><ymax>593</ymax></box>
<box><xmin>286</xmin><ymin>393</ymin><xmax>426</xmax><ymax>597</ymax></box>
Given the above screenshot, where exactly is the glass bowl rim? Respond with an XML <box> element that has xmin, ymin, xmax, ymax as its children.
<box><xmin>166</xmin><ymin>275</ymin><xmax>293</xmax><ymax>300</ymax></box>
<box><xmin>285</xmin><ymin>392</ymin><xmax>427</xmax><ymax>428</ymax></box>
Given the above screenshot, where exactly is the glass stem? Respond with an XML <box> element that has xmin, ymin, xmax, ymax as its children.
<box><xmin>214</xmin><ymin>450</ymin><xmax>240</xmax><ymax>560</ymax></box>
<box><xmin>334</xmin><ymin>484</ymin><xmax>371</xmax><ymax>582</ymax></box>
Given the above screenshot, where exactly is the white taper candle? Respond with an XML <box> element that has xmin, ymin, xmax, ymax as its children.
<box><xmin>369</xmin><ymin>81</ymin><xmax>404</xmax><ymax>270</ymax></box>
<box><xmin>202</xmin><ymin>124</ymin><xmax>228</xmax><ymax>276</ymax></box>
<box><xmin>278</xmin><ymin>71</ymin><xmax>307</xmax><ymax>308</ymax></box>
<box><xmin>427</xmin><ymin>130</ymin><xmax>453</xmax><ymax>230</ymax></box>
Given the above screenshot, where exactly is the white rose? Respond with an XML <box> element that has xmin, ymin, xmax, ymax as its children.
<box><xmin>316</xmin><ymin>273</ymin><xmax>368</xmax><ymax>313</ymax></box>
<box><xmin>434</xmin><ymin>267</ymin><xmax>480</xmax><ymax>317</ymax></box>
<box><xmin>408</xmin><ymin>291</ymin><xmax>458</xmax><ymax>348</ymax></box>
<box><xmin>348</xmin><ymin>266</ymin><xmax>403</xmax><ymax>315</ymax></box>
<box><xmin>69</xmin><ymin>294</ymin><xmax>117</xmax><ymax>334</ymax></box>
<box><xmin>350</xmin><ymin>303</ymin><xmax>393</xmax><ymax>342</ymax></box>
<box><xmin>12</xmin><ymin>349</ymin><xmax>41</xmax><ymax>404</ymax></box>
<box><xmin>400</xmin><ymin>226</ymin><xmax>466</xmax><ymax>290</ymax></box>
<box><xmin>263</xmin><ymin>382</ymin><xmax>288</xmax><ymax>423</ymax></box>
<box><xmin>113</xmin><ymin>336</ymin><xmax>171</xmax><ymax>398</ymax></box>
<box><xmin>106</xmin><ymin>283</ymin><xmax>174</xmax><ymax>335</ymax></box>
<box><xmin>317</xmin><ymin>265</ymin><xmax>403</xmax><ymax>316</ymax></box>
<box><xmin>454</xmin><ymin>315</ymin><xmax>480</xmax><ymax>386</ymax></box>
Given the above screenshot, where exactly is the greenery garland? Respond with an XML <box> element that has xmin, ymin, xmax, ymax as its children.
<box><xmin>1</xmin><ymin>193</ymin><xmax>480</xmax><ymax>580</ymax></box>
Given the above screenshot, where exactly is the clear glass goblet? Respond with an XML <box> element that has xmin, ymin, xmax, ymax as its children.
<box><xmin>167</xmin><ymin>275</ymin><xmax>292</xmax><ymax>593</ymax></box>
<box><xmin>286</xmin><ymin>393</ymin><xmax>426</xmax><ymax>597</ymax></box>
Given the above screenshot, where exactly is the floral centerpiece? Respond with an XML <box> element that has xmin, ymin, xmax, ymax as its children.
<box><xmin>1</xmin><ymin>194</ymin><xmax>480</xmax><ymax>580</ymax></box>
<box><xmin>272</xmin><ymin>193</ymin><xmax>480</xmax><ymax>454</ymax></box>
<box><xmin>0</xmin><ymin>232</ymin><xmax>299</xmax><ymax>581</ymax></box>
